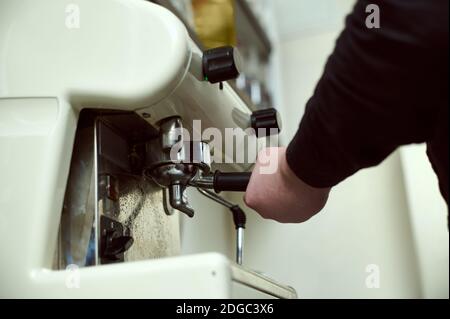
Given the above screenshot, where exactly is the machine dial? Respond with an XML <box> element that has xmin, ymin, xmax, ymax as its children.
<box><xmin>202</xmin><ymin>46</ymin><xmax>242</xmax><ymax>84</ymax></box>
<box><xmin>250</xmin><ymin>108</ymin><xmax>281</xmax><ymax>137</ymax></box>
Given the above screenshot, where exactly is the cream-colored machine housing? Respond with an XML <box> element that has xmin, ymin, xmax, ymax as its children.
<box><xmin>0</xmin><ymin>0</ymin><xmax>296</xmax><ymax>298</ymax></box>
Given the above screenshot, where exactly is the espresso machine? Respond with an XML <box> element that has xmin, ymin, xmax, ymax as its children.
<box><xmin>0</xmin><ymin>0</ymin><xmax>295</xmax><ymax>298</ymax></box>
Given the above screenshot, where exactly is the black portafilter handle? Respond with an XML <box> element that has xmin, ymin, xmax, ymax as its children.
<box><xmin>213</xmin><ymin>171</ymin><xmax>252</xmax><ymax>193</ymax></box>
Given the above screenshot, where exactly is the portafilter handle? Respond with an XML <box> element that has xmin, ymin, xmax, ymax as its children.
<box><xmin>212</xmin><ymin>171</ymin><xmax>251</xmax><ymax>193</ymax></box>
<box><xmin>189</xmin><ymin>171</ymin><xmax>251</xmax><ymax>193</ymax></box>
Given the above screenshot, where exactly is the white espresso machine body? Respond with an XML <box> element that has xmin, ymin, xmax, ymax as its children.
<box><xmin>0</xmin><ymin>0</ymin><xmax>295</xmax><ymax>299</ymax></box>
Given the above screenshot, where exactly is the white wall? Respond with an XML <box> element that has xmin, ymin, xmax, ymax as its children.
<box><xmin>226</xmin><ymin>0</ymin><xmax>448</xmax><ymax>298</ymax></box>
<box><xmin>179</xmin><ymin>188</ymin><xmax>233</xmax><ymax>258</ymax></box>
<box><xmin>400</xmin><ymin>145</ymin><xmax>449</xmax><ymax>298</ymax></box>
<box><xmin>228</xmin><ymin>30</ymin><xmax>424</xmax><ymax>296</ymax></box>
<box><xmin>229</xmin><ymin>150</ymin><xmax>422</xmax><ymax>298</ymax></box>
<box><xmin>179</xmin><ymin>0</ymin><xmax>448</xmax><ymax>299</ymax></box>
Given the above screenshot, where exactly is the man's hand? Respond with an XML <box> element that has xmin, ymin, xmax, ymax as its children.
<box><xmin>244</xmin><ymin>147</ymin><xmax>331</xmax><ymax>223</ymax></box>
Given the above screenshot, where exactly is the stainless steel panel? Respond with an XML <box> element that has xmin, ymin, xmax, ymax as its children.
<box><xmin>58</xmin><ymin>112</ymin><xmax>180</xmax><ymax>269</ymax></box>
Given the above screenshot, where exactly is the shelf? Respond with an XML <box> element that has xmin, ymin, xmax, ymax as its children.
<box><xmin>150</xmin><ymin>1</ymin><xmax>272</xmax><ymax>60</ymax></box>
<box><xmin>149</xmin><ymin>0</ymin><xmax>259</xmax><ymax>111</ymax></box>
<box><xmin>234</xmin><ymin>0</ymin><xmax>272</xmax><ymax>61</ymax></box>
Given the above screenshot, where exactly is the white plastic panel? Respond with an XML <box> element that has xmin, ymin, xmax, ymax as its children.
<box><xmin>0</xmin><ymin>0</ymin><xmax>190</xmax><ymax>109</ymax></box>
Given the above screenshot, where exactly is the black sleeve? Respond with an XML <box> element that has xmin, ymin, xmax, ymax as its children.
<box><xmin>286</xmin><ymin>0</ymin><xmax>449</xmax><ymax>188</ymax></box>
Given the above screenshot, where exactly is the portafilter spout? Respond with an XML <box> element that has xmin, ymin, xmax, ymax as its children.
<box><xmin>143</xmin><ymin>116</ymin><xmax>252</xmax><ymax>217</ymax></box>
<box><xmin>143</xmin><ymin>116</ymin><xmax>211</xmax><ymax>217</ymax></box>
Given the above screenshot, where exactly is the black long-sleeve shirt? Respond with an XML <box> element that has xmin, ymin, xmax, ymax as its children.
<box><xmin>286</xmin><ymin>0</ymin><xmax>449</xmax><ymax>205</ymax></box>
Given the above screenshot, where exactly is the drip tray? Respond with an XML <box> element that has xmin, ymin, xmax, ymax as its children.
<box><xmin>33</xmin><ymin>252</ymin><xmax>297</xmax><ymax>298</ymax></box>
<box><xmin>230</xmin><ymin>264</ymin><xmax>297</xmax><ymax>299</ymax></box>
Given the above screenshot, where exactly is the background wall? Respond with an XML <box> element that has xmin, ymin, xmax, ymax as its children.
<box><xmin>229</xmin><ymin>19</ymin><xmax>423</xmax><ymax>297</ymax></box>
<box><xmin>181</xmin><ymin>0</ymin><xmax>448</xmax><ymax>299</ymax></box>
<box><xmin>400</xmin><ymin>145</ymin><xmax>449</xmax><ymax>298</ymax></box>
<box><xmin>253</xmin><ymin>0</ymin><xmax>447</xmax><ymax>298</ymax></box>
<box><xmin>180</xmin><ymin>188</ymin><xmax>233</xmax><ymax>258</ymax></box>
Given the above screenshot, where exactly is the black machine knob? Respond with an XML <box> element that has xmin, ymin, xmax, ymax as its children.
<box><xmin>103</xmin><ymin>230</ymin><xmax>134</xmax><ymax>259</ymax></box>
<box><xmin>250</xmin><ymin>108</ymin><xmax>281</xmax><ymax>137</ymax></box>
<box><xmin>100</xmin><ymin>216</ymin><xmax>134</xmax><ymax>263</ymax></box>
<box><xmin>203</xmin><ymin>46</ymin><xmax>242</xmax><ymax>84</ymax></box>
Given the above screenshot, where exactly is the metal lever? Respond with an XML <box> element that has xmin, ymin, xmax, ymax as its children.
<box><xmin>236</xmin><ymin>227</ymin><xmax>244</xmax><ymax>265</ymax></box>
<box><xmin>197</xmin><ymin>188</ymin><xmax>246</xmax><ymax>265</ymax></box>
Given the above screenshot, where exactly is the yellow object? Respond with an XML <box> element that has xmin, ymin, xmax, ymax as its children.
<box><xmin>192</xmin><ymin>0</ymin><xmax>237</xmax><ymax>49</ymax></box>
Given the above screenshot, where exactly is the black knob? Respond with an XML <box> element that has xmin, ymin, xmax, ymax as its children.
<box><xmin>100</xmin><ymin>216</ymin><xmax>134</xmax><ymax>263</ymax></box>
<box><xmin>103</xmin><ymin>230</ymin><xmax>134</xmax><ymax>259</ymax></box>
<box><xmin>250</xmin><ymin>108</ymin><xmax>281</xmax><ymax>137</ymax></box>
<box><xmin>203</xmin><ymin>46</ymin><xmax>242</xmax><ymax>84</ymax></box>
